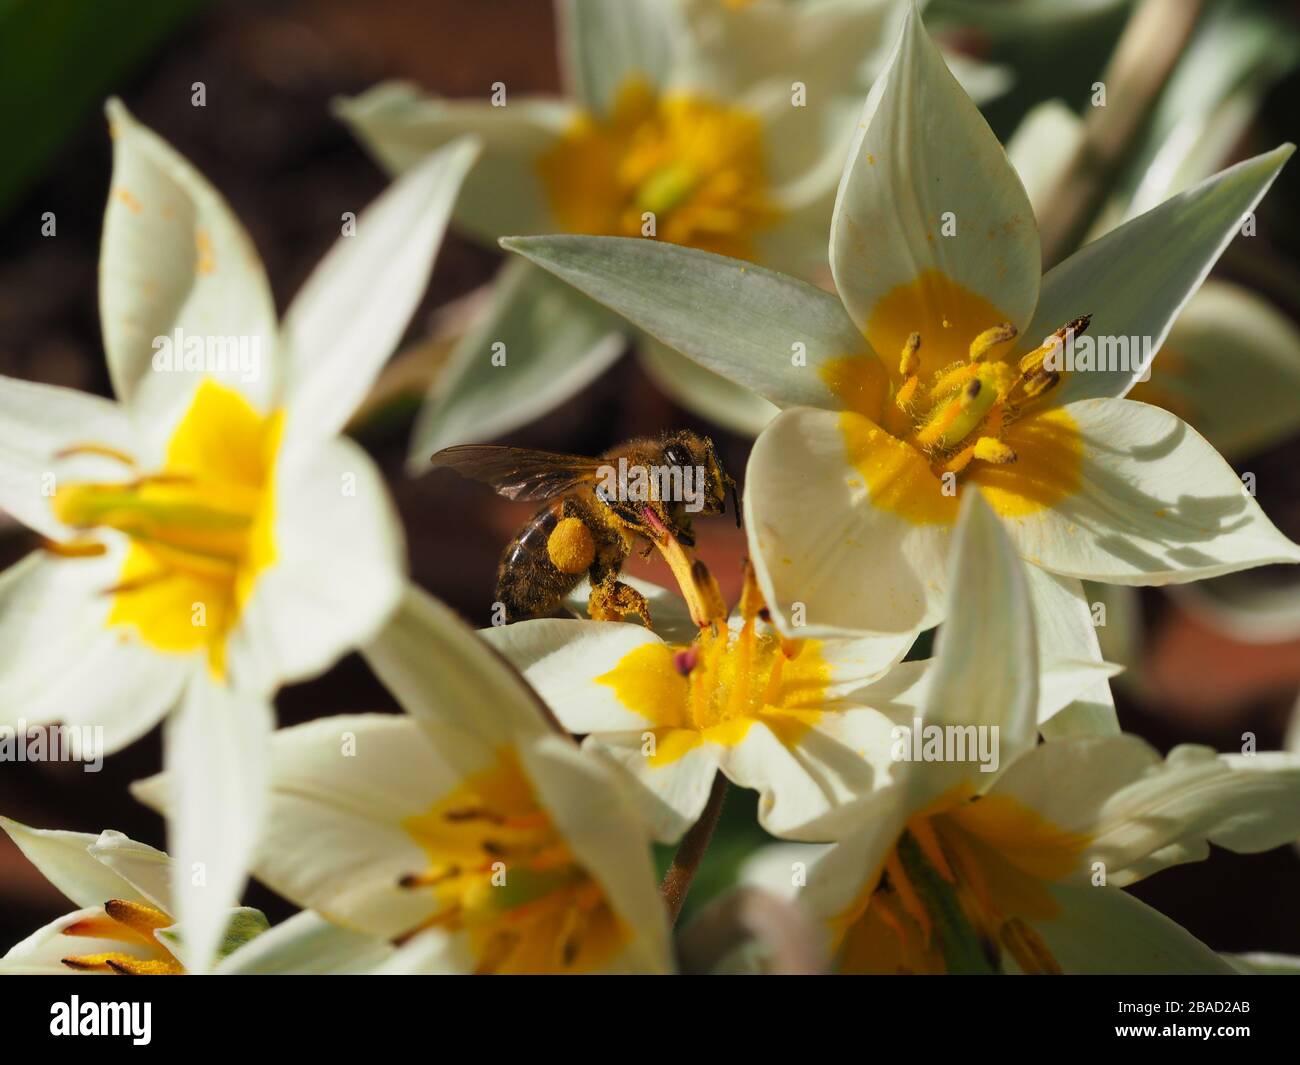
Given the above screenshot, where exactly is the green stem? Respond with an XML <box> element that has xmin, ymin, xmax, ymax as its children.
<box><xmin>661</xmin><ymin>772</ymin><xmax>728</xmax><ymax>925</ymax></box>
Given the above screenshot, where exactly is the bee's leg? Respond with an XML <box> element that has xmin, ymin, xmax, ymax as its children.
<box><xmin>588</xmin><ymin>575</ymin><xmax>652</xmax><ymax>626</ymax></box>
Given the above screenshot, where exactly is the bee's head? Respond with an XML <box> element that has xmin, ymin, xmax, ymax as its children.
<box><xmin>660</xmin><ymin>430</ymin><xmax>739</xmax><ymax>523</ymax></box>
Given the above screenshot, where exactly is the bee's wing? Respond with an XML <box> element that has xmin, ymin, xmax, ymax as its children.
<box><xmin>429</xmin><ymin>445</ymin><xmax>605</xmax><ymax>502</ymax></box>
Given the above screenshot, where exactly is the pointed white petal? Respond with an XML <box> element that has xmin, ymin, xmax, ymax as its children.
<box><xmin>280</xmin><ymin>137</ymin><xmax>479</xmax><ymax>437</ymax></box>
<box><xmin>336</xmin><ymin>84</ymin><xmax>574</xmax><ymax>241</ymax></box>
<box><xmin>0</xmin><ymin>907</ymin><xmax>159</xmax><ymax>974</ymax></box>
<box><xmin>100</xmin><ymin>99</ymin><xmax>278</xmax><ymax>415</ymax></box>
<box><xmin>1032</xmin><ymin>883</ymin><xmax>1233</xmax><ymax>974</ymax></box>
<box><xmin>0</xmin><ymin>375</ymin><xmax>136</xmax><ymax>539</ymax></box>
<box><xmin>905</xmin><ymin>492</ymin><xmax>1037</xmax><ymax>805</ymax></box>
<box><xmin>479</xmin><ymin>618</ymin><xmax>663</xmax><ymax>734</ymax></box>
<box><xmin>227</xmin><ymin>435</ymin><xmax>404</xmax><ymax>693</ymax></box>
<box><xmin>579</xmin><ymin>733</ymin><xmax>720</xmax><ymax>844</ymax></box>
<box><xmin>0</xmin><ymin>818</ymin><xmax>146</xmax><ymax>910</ymax></box>
<box><xmin>215</xmin><ymin>910</ymin><xmax>393</xmax><ymax>975</ymax></box>
<box><xmin>745</xmin><ymin>406</ymin><xmax>951</xmax><ymax>637</ymax></box>
<box><xmin>830</xmin><ymin>7</ymin><xmax>1040</xmax><ymax>357</ymax></box>
<box><xmin>558</xmin><ymin>0</ymin><xmax>679</xmax><ymax>113</ymax></box>
<box><xmin>521</xmin><ymin>734</ymin><xmax>674</xmax><ymax>973</ymax></box>
<box><xmin>87</xmin><ymin>830</ymin><xmax>173</xmax><ymax>913</ymax></box>
<box><xmin>990</xmin><ymin>736</ymin><xmax>1300</xmax><ymax>886</ymax></box>
<box><xmin>245</xmin><ymin>715</ymin><xmax>455</xmax><ymax>940</ymax></box>
<box><xmin>1000</xmin><ymin>398</ymin><xmax>1300</xmax><ymax>585</ymax></box>
<box><xmin>161</xmin><ymin>678</ymin><xmax>272</xmax><ymax>974</ymax></box>
<box><xmin>1024</xmin><ymin>565</ymin><xmax>1119</xmax><ymax>734</ymax></box>
<box><xmin>1024</xmin><ymin>146</ymin><xmax>1293</xmax><ymax>404</ymax></box>
<box><xmin>504</xmin><ymin>235</ymin><xmax>872</xmax><ymax>410</ymax></box>
<box><xmin>0</xmin><ymin>549</ymin><xmax>188</xmax><ymax>751</ymax></box>
<box><xmin>363</xmin><ymin>583</ymin><xmax>554</xmax><ymax>750</ymax></box>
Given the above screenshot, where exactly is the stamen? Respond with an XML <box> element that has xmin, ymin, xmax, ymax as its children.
<box><xmin>40</xmin><ymin>537</ymin><xmax>108</xmax><ymax>558</ymax></box>
<box><xmin>972</xmin><ymin>437</ymin><xmax>1016</xmax><ymax>464</ymax></box>
<box><xmin>969</xmin><ymin>323</ymin><xmax>1017</xmax><ymax>361</ymax></box>
<box><xmin>54</xmin><ymin>443</ymin><xmax>138</xmax><ymax>467</ymax></box>
<box><xmin>1000</xmin><ymin>917</ymin><xmax>1062</xmax><ymax>975</ymax></box>
<box><xmin>898</xmin><ymin>331</ymin><xmax>922</xmax><ymax>377</ymax></box>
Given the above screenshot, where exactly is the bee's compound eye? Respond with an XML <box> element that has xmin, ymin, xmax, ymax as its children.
<box><xmin>664</xmin><ymin>444</ymin><xmax>691</xmax><ymax>468</ymax></box>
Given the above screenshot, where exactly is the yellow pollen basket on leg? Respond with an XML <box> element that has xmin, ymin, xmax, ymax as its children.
<box><xmin>537</xmin><ymin>79</ymin><xmax>778</xmax><ymax>260</ymax></box>
<box><xmin>51</xmin><ymin>378</ymin><xmax>283</xmax><ymax>677</ymax></box>
<box><xmin>399</xmin><ymin>749</ymin><xmax>628</xmax><ymax>975</ymax></box>
<box><xmin>819</xmin><ymin>271</ymin><xmax>1087</xmax><ymax>525</ymax></box>
<box><xmin>834</xmin><ymin>793</ymin><xmax>1089</xmax><ymax>975</ymax></box>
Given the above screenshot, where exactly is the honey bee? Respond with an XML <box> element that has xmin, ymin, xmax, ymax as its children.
<box><xmin>430</xmin><ymin>430</ymin><xmax>739</xmax><ymax>624</ymax></box>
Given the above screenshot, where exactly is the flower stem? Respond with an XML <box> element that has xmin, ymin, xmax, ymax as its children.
<box><xmin>662</xmin><ymin>772</ymin><xmax>729</xmax><ymax>924</ymax></box>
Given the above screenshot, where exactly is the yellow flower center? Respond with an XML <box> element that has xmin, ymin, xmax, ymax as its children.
<box><xmin>538</xmin><ymin>79</ymin><xmax>778</xmax><ymax>260</ymax></box>
<box><xmin>820</xmin><ymin>270</ymin><xmax>1088</xmax><ymax>524</ymax></box>
<box><xmin>399</xmin><ymin>749</ymin><xmax>628</xmax><ymax>975</ymax></box>
<box><xmin>49</xmin><ymin>379</ymin><xmax>282</xmax><ymax>677</ymax></box>
<box><xmin>833</xmin><ymin>788</ymin><xmax>1089</xmax><ymax>975</ymax></box>
<box><xmin>597</xmin><ymin>608</ymin><xmax>830</xmax><ymax>766</ymax></box>
<box><xmin>60</xmin><ymin>898</ymin><xmax>184</xmax><ymax>975</ymax></box>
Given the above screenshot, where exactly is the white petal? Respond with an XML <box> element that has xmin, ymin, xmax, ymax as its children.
<box><xmin>722</xmin><ymin>708</ymin><xmax>902</xmax><ymax>841</ymax></box>
<box><xmin>520</xmin><ymin>734</ymin><xmax>674</xmax><ymax>973</ymax></box>
<box><xmin>479</xmin><ymin>618</ymin><xmax>663</xmax><ymax>733</ymax></box>
<box><xmin>989</xmin><ymin>737</ymin><xmax>1300</xmax><ymax>886</ymax></box>
<box><xmin>336</xmin><ymin>84</ymin><xmax>575</xmax><ymax>241</ymax></box>
<box><xmin>409</xmin><ymin>260</ymin><xmax>625</xmax><ymax>465</ymax></box>
<box><xmin>907</xmin><ymin>492</ymin><xmax>1038</xmax><ymax>804</ymax></box>
<box><xmin>0</xmin><ymin>818</ymin><xmax>146</xmax><ymax>910</ymax></box>
<box><xmin>1024</xmin><ymin>565</ymin><xmax>1119</xmax><ymax>734</ymax></box>
<box><xmin>363</xmin><ymin>583</ymin><xmax>554</xmax><ymax>750</ymax></box>
<box><xmin>215</xmin><ymin>910</ymin><xmax>394</xmax><ymax>975</ymax></box>
<box><xmin>584</xmin><ymin>732</ymin><xmax>721</xmax><ymax>843</ymax></box>
<box><xmin>1025</xmin><ymin>146</ymin><xmax>1293</xmax><ymax>404</ymax></box>
<box><xmin>1000</xmin><ymin>398</ymin><xmax>1300</xmax><ymax>584</ymax></box>
<box><xmin>830</xmin><ymin>7</ymin><xmax>1040</xmax><ymax>353</ymax></box>
<box><xmin>161</xmin><ymin>678</ymin><xmax>272</xmax><ymax>974</ymax></box>
<box><xmin>244</xmin><ymin>714</ymin><xmax>455</xmax><ymax>939</ymax></box>
<box><xmin>0</xmin><ymin>549</ymin><xmax>188</xmax><ymax>752</ymax></box>
<box><xmin>279</xmin><ymin>137</ymin><xmax>479</xmax><ymax>438</ymax></box>
<box><xmin>227</xmin><ymin>434</ymin><xmax>404</xmax><ymax>693</ymax></box>
<box><xmin>0</xmin><ymin>907</ymin><xmax>158</xmax><ymax>974</ymax></box>
<box><xmin>100</xmin><ymin>99</ymin><xmax>278</xmax><ymax>416</ymax></box>
<box><xmin>558</xmin><ymin>0</ymin><xmax>679</xmax><ymax>113</ymax></box>
<box><xmin>745</xmin><ymin>407</ymin><xmax>951</xmax><ymax>637</ymax></box>
<box><xmin>87</xmin><ymin>830</ymin><xmax>174</xmax><ymax>913</ymax></box>
<box><xmin>504</xmin><ymin>235</ymin><xmax>872</xmax><ymax>411</ymax></box>
<box><xmin>1031</xmin><ymin>883</ymin><xmax>1232</xmax><ymax>974</ymax></box>
<box><xmin>0</xmin><ymin>375</ymin><xmax>136</xmax><ymax>539</ymax></box>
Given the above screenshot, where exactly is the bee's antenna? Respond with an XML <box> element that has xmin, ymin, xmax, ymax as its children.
<box><xmin>727</xmin><ymin>475</ymin><xmax>742</xmax><ymax>528</ymax></box>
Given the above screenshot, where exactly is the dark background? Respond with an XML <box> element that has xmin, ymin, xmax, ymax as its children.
<box><xmin>1</xmin><ymin>0</ymin><xmax>1298</xmax><ymax>957</ymax></box>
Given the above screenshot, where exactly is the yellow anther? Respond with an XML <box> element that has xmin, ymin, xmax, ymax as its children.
<box><xmin>969</xmin><ymin>322</ymin><xmax>1018</xmax><ymax>361</ymax></box>
<box><xmin>1020</xmin><ymin>368</ymin><xmax>1060</xmax><ymax>399</ymax></box>
<box><xmin>898</xmin><ymin>331</ymin><xmax>922</xmax><ymax>377</ymax></box>
<box><xmin>972</xmin><ymin>437</ymin><xmax>1016</xmax><ymax>464</ymax></box>
<box><xmin>103</xmin><ymin>899</ymin><xmax>172</xmax><ymax>936</ymax></box>
<box><xmin>894</xmin><ymin>375</ymin><xmax>919</xmax><ymax>413</ymax></box>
